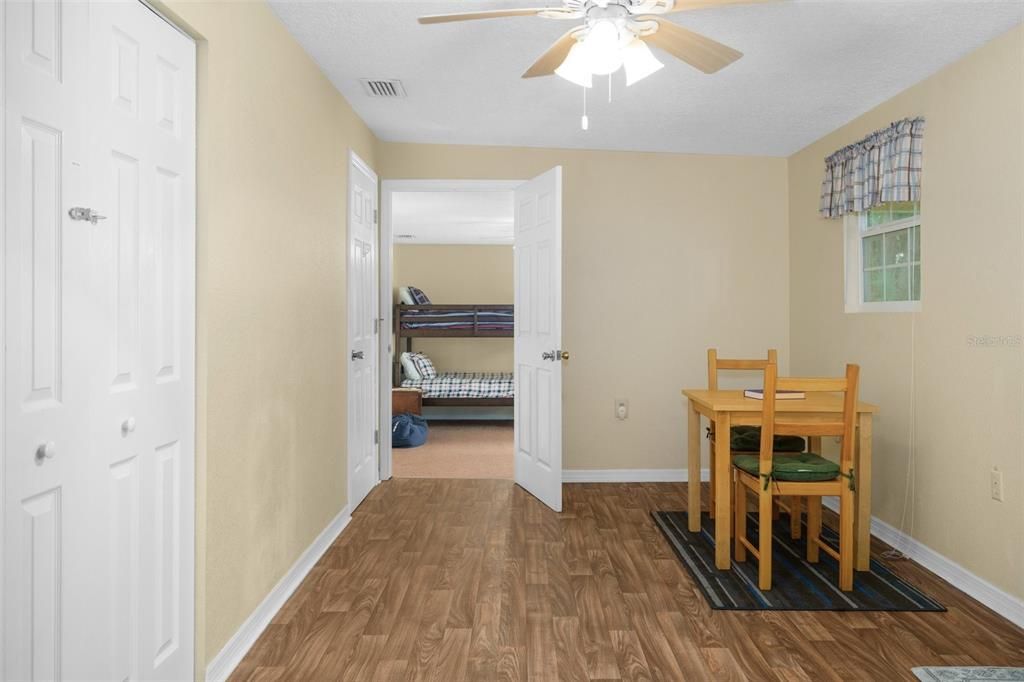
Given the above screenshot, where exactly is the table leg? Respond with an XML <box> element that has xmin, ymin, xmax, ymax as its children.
<box><xmin>714</xmin><ymin>411</ymin><xmax>732</xmax><ymax>569</ymax></box>
<box><xmin>855</xmin><ymin>413</ymin><xmax>873</xmax><ymax>571</ymax></box>
<box><xmin>687</xmin><ymin>400</ymin><xmax>701</xmax><ymax>532</ymax></box>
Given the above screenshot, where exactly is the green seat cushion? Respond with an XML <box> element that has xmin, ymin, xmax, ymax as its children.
<box><xmin>730</xmin><ymin>425</ymin><xmax>806</xmax><ymax>453</ymax></box>
<box><xmin>733</xmin><ymin>452</ymin><xmax>841</xmax><ymax>482</ymax></box>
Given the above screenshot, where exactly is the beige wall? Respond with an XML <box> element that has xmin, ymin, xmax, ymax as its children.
<box><xmin>788</xmin><ymin>25</ymin><xmax>1024</xmax><ymax>599</ymax></box>
<box><xmin>379</xmin><ymin>144</ymin><xmax>790</xmax><ymax>470</ymax></box>
<box><xmin>394</xmin><ymin>244</ymin><xmax>513</xmax><ymax>373</ymax></box>
<box><xmin>159</xmin><ymin>0</ymin><xmax>376</xmax><ymax>668</ymax></box>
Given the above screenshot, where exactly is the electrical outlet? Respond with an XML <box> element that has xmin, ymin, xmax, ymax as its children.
<box><xmin>990</xmin><ymin>468</ymin><xmax>1004</xmax><ymax>502</ymax></box>
<box><xmin>614</xmin><ymin>398</ymin><xmax>629</xmax><ymax>420</ymax></box>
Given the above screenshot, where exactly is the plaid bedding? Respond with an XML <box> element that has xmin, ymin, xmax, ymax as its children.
<box><xmin>401</xmin><ymin>310</ymin><xmax>514</xmax><ymax>330</ymax></box>
<box><xmin>401</xmin><ymin>372</ymin><xmax>514</xmax><ymax>399</ymax></box>
<box><xmin>402</xmin><ymin>311</ymin><xmax>513</xmax><ymax>318</ymax></box>
<box><xmin>401</xmin><ymin>322</ymin><xmax>514</xmax><ymax>330</ymax></box>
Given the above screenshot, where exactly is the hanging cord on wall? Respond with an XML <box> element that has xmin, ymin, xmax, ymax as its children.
<box><xmin>882</xmin><ymin>313</ymin><xmax>917</xmax><ymax>560</ymax></box>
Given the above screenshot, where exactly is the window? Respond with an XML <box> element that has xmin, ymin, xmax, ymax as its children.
<box><xmin>844</xmin><ymin>201</ymin><xmax>921</xmax><ymax>313</ymax></box>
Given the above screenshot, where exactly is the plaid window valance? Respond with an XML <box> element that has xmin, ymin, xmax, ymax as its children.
<box><xmin>819</xmin><ymin>117</ymin><xmax>925</xmax><ymax>219</ymax></box>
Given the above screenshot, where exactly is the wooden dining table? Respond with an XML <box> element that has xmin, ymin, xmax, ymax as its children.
<box><xmin>682</xmin><ymin>389</ymin><xmax>879</xmax><ymax>571</ymax></box>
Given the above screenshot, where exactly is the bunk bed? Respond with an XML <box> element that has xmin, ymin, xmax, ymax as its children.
<box><xmin>394</xmin><ymin>303</ymin><xmax>514</xmax><ymax>407</ymax></box>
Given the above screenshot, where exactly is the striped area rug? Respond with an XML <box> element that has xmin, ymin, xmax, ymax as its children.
<box><xmin>653</xmin><ymin>510</ymin><xmax>945</xmax><ymax>612</ymax></box>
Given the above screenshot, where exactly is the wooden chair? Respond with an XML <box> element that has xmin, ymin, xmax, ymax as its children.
<box><xmin>706</xmin><ymin>348</ymin><xmax>776</xmax><ymax>521</ymax></box>
<box><xmin>707</xmin><ymin>348</ymin><xmax>806</xmax><ymax>530</ymax></box>
<box><xmin>732</xmin><ymin>363</ymin><xmax>860</xmax><ymax>591</ymax></box>
<box><xmin>707</xmin><ymin>349</ymin><xmax>810</xmax><ymax>537</ymax></box>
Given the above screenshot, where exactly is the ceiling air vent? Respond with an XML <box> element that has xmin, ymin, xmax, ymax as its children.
<box><xmin>360</xmin><ymin>79</ymin><xmax>406</xmax><ymax>98</ymax></box>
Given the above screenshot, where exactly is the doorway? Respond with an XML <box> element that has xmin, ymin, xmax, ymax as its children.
<box><xmin>389</xmin><ymin>184</ymin><xmax>517</xmax><ymax>480</ymax></box>
<box><xmin>379</xmin><ymin>171</ymin><xmax>565</xmax><ymax>511</ymax></box>
<box><xmin>2</xmin><ymin>1</ymin><xmax>197</xmax><ymax>678</ymax></box>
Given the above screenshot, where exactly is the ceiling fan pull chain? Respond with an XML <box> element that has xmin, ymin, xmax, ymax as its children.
<box><xmin>581</xmin><ymin>84</ymin><xmax>589</xmax><ymax>131</ymax></box>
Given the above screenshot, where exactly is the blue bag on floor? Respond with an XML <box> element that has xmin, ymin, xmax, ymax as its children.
<box><xmin>392</xmin><ymin>413</ymin><xmax>429</xmax><ymax>448</ymax></box>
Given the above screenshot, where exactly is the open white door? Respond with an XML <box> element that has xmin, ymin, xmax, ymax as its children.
<box><xmin>347</xmin><ymin>152</ymin><xmax>379</xmax><ymax>512</ymax></box>
<box><xmin>514</xmin><ymin>167</ymin><xmax>563</xmax><ymax>512</ymax></box>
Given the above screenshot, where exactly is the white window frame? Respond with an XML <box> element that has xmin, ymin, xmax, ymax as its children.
<box><xmin>844</xmin><ymin>207</ymin><xmax>921</xmax><ymax>314</ymax></box>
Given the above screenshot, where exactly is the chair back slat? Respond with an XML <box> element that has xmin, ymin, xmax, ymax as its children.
<box><xmin>839</xmin><ymin>364</ymin><xmax>860</xmax><ymax>468</ymax></box>
<box><xmin>758</xmin><ymin>364</ymin><xmax>778</xmax><ymax>473</ymax></box>
<box><xmin>717</xmin><ymin>359</ymin><xmax>774</xmax><ymax>370</ymax></box>
<box><xmin>776</xmin><ymin>377</ymin><xmax>847</xmax><ymax>392</ymax></box>
<box><xmin>775</xmin><ymin>422</ymin><xmax>845</xmax><ymax>437</ymax></box>
<box><xmin>708</xmin><ymin>348</ymin><xmax>778</xmax><ymax>391</ymax></box>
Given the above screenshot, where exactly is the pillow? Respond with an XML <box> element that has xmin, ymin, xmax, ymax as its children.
<box><xmin>400</xmin><ymin>352</ymin><xmax>421</xmax><ymax>381</ymax></box>
<box><xmin>408</xmin><ymin>286</ymin><xmax>431</xmax><ymax>305</ymax></box>
<box><xmin>398</xmin><ymin>287</ymin><xmax>415</xmax><ymax>305</ymax></box>
<box><xmin>410</xmin><ymin>352</ymin><xmax>437</xmax><ymax>379</ymax></box>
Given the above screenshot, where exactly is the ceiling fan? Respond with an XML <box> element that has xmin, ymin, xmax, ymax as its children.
<box><xmin>418</xmin><ymin>0</ymin><xmax>764</xmax><ymax>88</ymax></box>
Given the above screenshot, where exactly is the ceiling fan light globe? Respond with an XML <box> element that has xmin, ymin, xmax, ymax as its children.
<box><xmin>555</xmin><ymin>42</ymin><xmax>594</xmax><ymax>88</ymax></box>
<box><xmin>623</xmin><ymin>38</ymin><xmax>664</xmax><ymax>85</ymax></box>
<box><xmin>581</xmin><ymin>20</ymin><xmax>624</xmax><ymax>75</ymax></box>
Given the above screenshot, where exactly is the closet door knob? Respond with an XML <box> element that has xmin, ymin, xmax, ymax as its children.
<box><xmin>122</xmin><ymin>417</ymin><xmax>136</xmax><ymax>434</ymax></box>
<box><xmin>35</xmin><ymin>442</ymin><xmax>56</xmax><ymax>462</ymax></box>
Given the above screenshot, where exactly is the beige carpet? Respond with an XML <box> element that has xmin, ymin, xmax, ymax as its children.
<box><xmin>392</xmin><ymin>420</ymin><xmax>513</xmax><ymax>480</ymax></box>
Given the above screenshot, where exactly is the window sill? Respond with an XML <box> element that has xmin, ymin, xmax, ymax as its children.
<box><xmin>845</xmin><ymin>301</ymin><xmax>922</xmax><ymax>314</ymax></box>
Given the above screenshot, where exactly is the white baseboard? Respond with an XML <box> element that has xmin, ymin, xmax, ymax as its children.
<box><xmin>205</xmin><ymin>505</ymin><xmax>352</xmax><ymax>682</ymax></box>
<box><xmin>563</xmin><ymin>468</ymin><xmax>710</xmax><ymax>483</ymax></box>
<box><xmin>822</xmin><ymin>498</ymin><xmax>1024</xmax><ymax>630</ymax></box>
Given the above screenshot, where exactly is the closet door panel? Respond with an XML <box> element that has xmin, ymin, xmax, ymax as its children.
<box><xmin>3</xmin><ymin>0</ymin><xmax>102</xmax><ymax>678</ymax></box>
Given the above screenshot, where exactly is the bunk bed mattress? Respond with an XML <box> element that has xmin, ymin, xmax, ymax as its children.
<box><xmin>401</xmin><ymin>372</ymin><xmax>514</xmax><ymax>399</ymax></box>
<box><xmin>400</xmin><ymin>311</ymin><xmax>514</xmax><ymax>331</ymax></box>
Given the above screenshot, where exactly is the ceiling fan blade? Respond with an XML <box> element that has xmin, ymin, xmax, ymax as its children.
<box><xmin>639</xmin><ymin>19</ymin><xmax>742</xmax><ymax>73</ymax></box>
<box><xmin>418</xmin><ymin>8</ymin><xmax>576</xmax><ymax>24</ymax></box>
<box><xmin>665</xmin><ymin>0</ymin><xmax>774</xmax><ymax>12</ymax></box>
<box><xmin>522</xmin><ymin>29</ymin><xmax>580</xmax><ymax>78</ymax></box>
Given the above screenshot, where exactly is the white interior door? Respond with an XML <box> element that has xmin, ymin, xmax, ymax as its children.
<box><xmin>348</xmin><ymin>153</ymin><xmax>379</xmax><ymax>511</ymax></box>
<box><xmin>514</xmin><ymin>167</ymin><xmax>563</xmax><ymax>512</ymax></box>
<box><xmin>3</xmin><ymin>1</ymin><xmax>196</xmax><ymax>679</ymax></box>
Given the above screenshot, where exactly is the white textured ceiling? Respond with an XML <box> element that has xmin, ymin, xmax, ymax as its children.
<box><xmin>268</xmin><ymin>0</ymin><xmax>1023</xmax><ymax>156</ymax></box>
<box><xmin>392</xmin><ymin>191</ymin><xmax>515</xmax><ymax>244</ymax></box>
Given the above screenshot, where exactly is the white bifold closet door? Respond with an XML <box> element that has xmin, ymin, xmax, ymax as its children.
<box><xmin>3</xmin><ymin>1</ymin><xmax>196</xmax><ymax>680</ymax></box>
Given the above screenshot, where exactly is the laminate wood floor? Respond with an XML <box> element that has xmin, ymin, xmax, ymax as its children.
<box><xmin>228</xmin><ymin>480</ymin><xmax>1024</xmax><ymax>681</ymax></box>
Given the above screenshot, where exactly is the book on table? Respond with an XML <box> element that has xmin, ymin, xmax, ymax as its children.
<box><xmin>744</xmin><ymin>389</ymin><xmax>805</xmax><ymax>400</ymax></box>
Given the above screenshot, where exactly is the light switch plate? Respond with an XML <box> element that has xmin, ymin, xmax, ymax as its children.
<box><xmin>991</xmin><ymin>468</ymin><xmax>1004</xmax><ymax>502</ymax></box>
